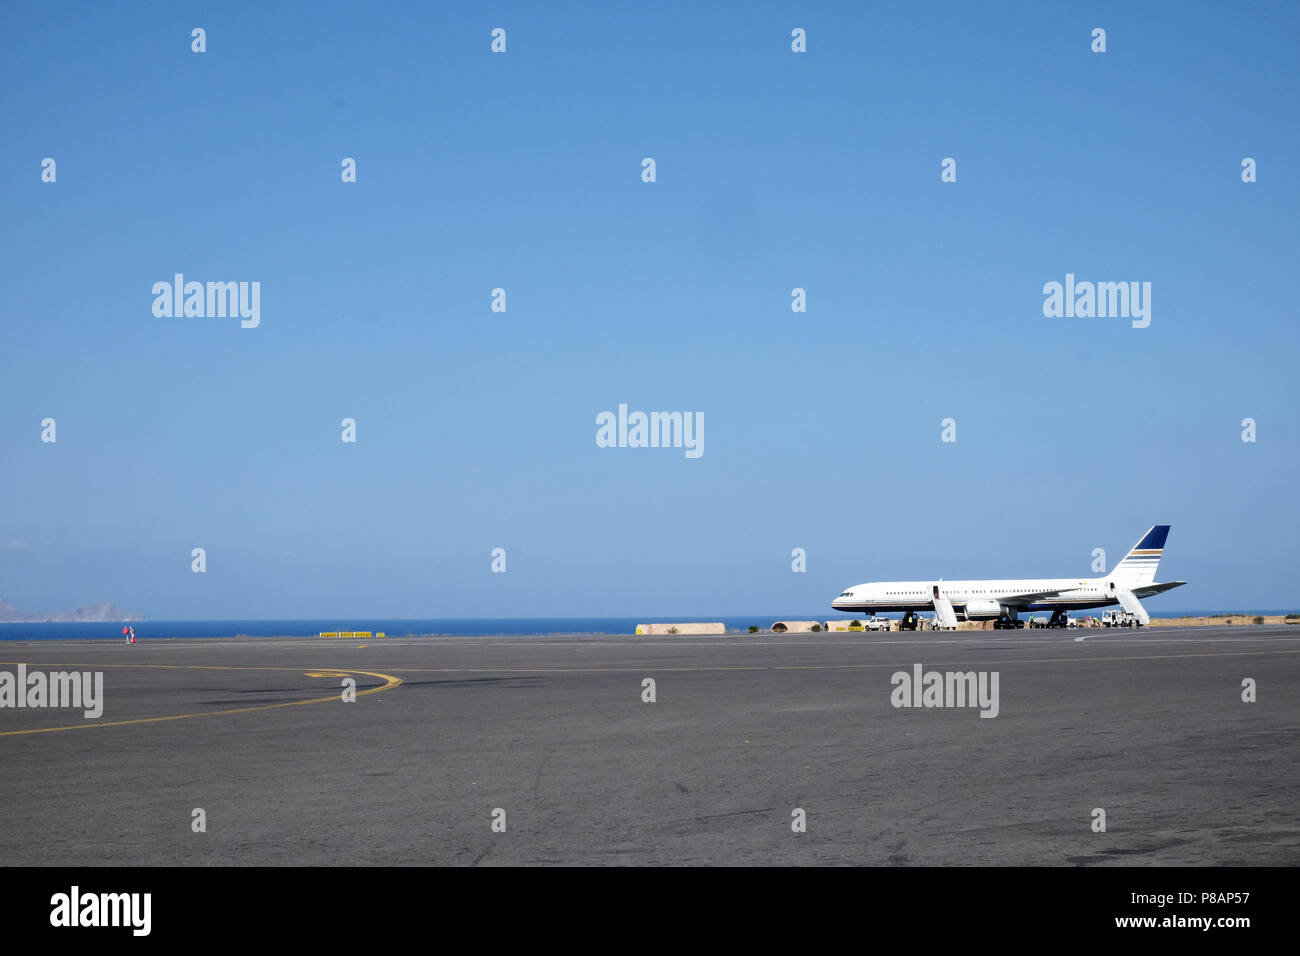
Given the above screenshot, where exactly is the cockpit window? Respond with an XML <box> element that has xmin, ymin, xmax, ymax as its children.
<box><xmin>839</xmin><ymin>591</ymin><xmax>854</xmax><ymax>597</ymax></box>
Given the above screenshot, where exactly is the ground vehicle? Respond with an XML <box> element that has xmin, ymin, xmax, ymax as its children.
<box><xmin>1029</xmin><ymin>615</ymin><xmax>1074</xmax><ymax>628</ymax></box>
<box><xmin>1102</xmin><ymin>609</ymin><xmax>1142</xmax><ymax>628</ymax></box>
<box><xmin>864</xmin><ymin>617</ymin><xmax>891</xmax><ymax>631</ymax></box>
<box><xmin>897</xmin><ymin>614</ymin><xmax>946</xmax><ymax>631</ymax></box>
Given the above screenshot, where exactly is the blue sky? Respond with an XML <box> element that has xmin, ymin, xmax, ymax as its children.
<box><xmin>2</xmin><ymin>1</ymin><xmax>1296</xmax><ymax>617</ymax></box>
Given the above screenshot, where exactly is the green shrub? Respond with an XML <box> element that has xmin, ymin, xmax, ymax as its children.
<box><xmin>811</xmin><ymin>623</ymin><xmax>822</xmax><ymax>632</ymax></box>
<box><xmin>1253</xmin><ymin>615</ymin><xmax>1264</xmax><ymax>625</ymax></box>
<box><xmin>748</xmin><ymin>625</ymin><xmax>759</xmax><ymax>633</ymax></box>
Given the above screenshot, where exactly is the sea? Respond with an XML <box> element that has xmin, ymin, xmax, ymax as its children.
<box><xmin>0</xmin><ymin>611</ymin><xmax>1292</xmax><ymax>640</ymax></box>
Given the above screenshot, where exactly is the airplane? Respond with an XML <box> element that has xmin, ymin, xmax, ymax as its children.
<box><xmin>830</xmin><ymin>525</ymin><xmax>1185</xmax><ymax>630</ymax></box>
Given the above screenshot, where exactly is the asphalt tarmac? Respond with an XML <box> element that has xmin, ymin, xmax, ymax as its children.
<box><xmin>2</xmin><ymin>625</ymin><xmax>1296</xmax><ymax>865</ymax></box>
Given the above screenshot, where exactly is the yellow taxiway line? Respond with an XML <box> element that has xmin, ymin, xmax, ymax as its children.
<box><xmin>0</xmin><ymin>663</ymin><xmax>402</xmax><ymax>737</ymax></box>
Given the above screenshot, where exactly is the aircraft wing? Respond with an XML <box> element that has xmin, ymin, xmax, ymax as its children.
<box><xmin>1132</xmin><ymin>581</ymin><xmax>1187</xmax><ymax>598</ymax></box>
<box><xmin>997</xmin><ymin>588</ymin><xmax>1071</xmax><ymax>607</ymax></box>
<box><xmin>999</xmin><ymin>581</ymin><xmax>1187</xmax><ymax>606</ymax></box>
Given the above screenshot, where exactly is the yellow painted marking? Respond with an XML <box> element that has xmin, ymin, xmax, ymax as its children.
<box><xmin>2</xmin><ymin>648</ymin><xmax>1290</xmax><ymax>736</ymax></box>
<box><xmin>0</xmin><ymin>664</ymin><xmax>402</xmax><ymax>737</ymax></box>
<box><xmin>357</xmin><ymin>645</ymin><xmax>367</xmax><ymax>649</ymax></box>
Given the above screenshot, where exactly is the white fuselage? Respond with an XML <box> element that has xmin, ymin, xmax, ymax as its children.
<box><xmin>832</xmin><ymin>577</ymin><xmax>1117</xmax><ymax>619</ymax></box>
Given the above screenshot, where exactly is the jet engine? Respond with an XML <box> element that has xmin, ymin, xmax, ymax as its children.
<box><xmin>962</xmin><ymin>599</ymin><xmax>1004</xmax><ymax>621</ymax></box>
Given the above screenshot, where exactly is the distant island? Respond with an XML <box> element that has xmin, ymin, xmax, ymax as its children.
<box><xmin>0</xmin><ymin>597</ymin><xmax>146</xmax><ymax>623</ymax></box>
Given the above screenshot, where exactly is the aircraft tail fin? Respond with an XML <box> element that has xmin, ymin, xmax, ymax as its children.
<box><xmin>1108</xmin><ymin>525</ymin><xmax>1169</xmax><ymax>588</ymax></box>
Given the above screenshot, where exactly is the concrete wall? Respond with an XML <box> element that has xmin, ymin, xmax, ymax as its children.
<box><xmin>769</xmin><ymin>621</ymin><xmax>823</xmax><ymax>633</ymax></box>
<box><xmin>823</xmin><ymin>620</ymin><xmax>867</xmax><ymax>632</ymax></box>
<box><xmin>636</xmin><ymin>622</ymin><xmax>725</xmax><ymax>635</ymax></box>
